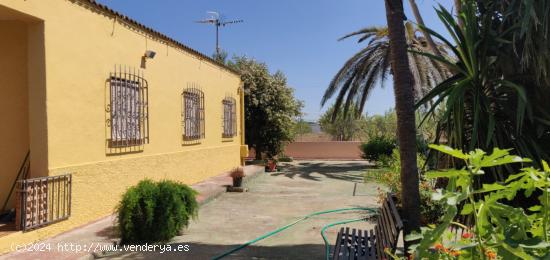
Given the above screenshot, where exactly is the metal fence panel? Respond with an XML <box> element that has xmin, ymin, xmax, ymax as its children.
<box><xmin>17</xmin><ymin>174</ymin><xmax>72</xmax><ymax>231</ymax></box>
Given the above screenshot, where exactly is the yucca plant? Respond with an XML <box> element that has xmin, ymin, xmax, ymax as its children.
<box><xmin>415</xmin><ymin>0</ymin><xmax>550</xmax><ymax>182</ymax></box>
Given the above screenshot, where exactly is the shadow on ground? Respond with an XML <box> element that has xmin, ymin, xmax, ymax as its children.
<box><xmin>109</xmin><ymin>242</ymin><xmax>326</xmax><ymax>260</ymax></box>
<box><xmin>271</xmin><ymin>161</ymin><xmax>374</xmax><ymax>183</ymax></box>
<box><xmin>105</xmin><ymin>160</ymin><xmax>382</xmax><ymax>260</ymax></box>
<box><xmin>95</xmin><ymin>224</ymin><xmax>118</xmax><ymax>240</ymax></box>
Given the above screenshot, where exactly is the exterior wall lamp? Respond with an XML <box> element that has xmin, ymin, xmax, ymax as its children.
<box><xmin>143</xmin><ymin>50</ymin><xmax>156</xmax><ymax>59</ymax></box>
<box><xmin>141</xmin><ymin>50</ymin><xmax>156</xmax><ymax>68</ymax></box>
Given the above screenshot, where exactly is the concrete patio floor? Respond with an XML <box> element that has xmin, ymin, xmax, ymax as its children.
<box><xmin>111</xmin><ymin>160</ymin><xmax>381</xmax><ymax>260</ymax></box>
<box><xmin>1</xmin><ymin>161</ymin><xmax>383</xmax><ymax>260</ymax></box>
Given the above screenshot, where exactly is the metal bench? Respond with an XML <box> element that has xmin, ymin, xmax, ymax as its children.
<box><xmin>332</xmin><ymin>194</ymin><xmax>403</xmax><ymax>260</ymax></box>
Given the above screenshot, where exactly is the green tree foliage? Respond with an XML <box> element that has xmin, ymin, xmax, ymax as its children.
<box><xmin>364</xmin><ymin>149</ymin><xmax>444</xmax><ymax>225</ymax></box>
<box><xmin>293</xmin><ymin>119</ymin><xmax>312</xmax><ymax>137</ymax></box>
<box><xmin>360</xmin><ymin>137</ymin><xmax>396</xmax><ymax>161</ymax></box>
<box><xmin>117</xmin><ymin>180</ymin><xmax>198</xmax><ymax>244</ymax></box>
<box><xmin>212</xmin><ymin>49</ymin><xmax>229</xmax><ymax>64</ymax></box>
<box><xmin>416</xmin><ymin>1</ymin><xmax>550</xmax><ymax>181</ymax></box>
<box><xmin>228</xmin><ymin>56</ymin><xmax>302</xmax><ymax>159</ymax></box>
<box><xmin>362</xmin><ymin>109</ymin><xmax>434</xmax><ymax>155</ymax></box>
<box><xmin>363</xmin><ymin>110</ymin><xmax>398</xmax><ymax>140</ymax></box>
<box><xmin>319</xmin><ymin>104</ymin><xmax>366</xmax><ymax>141</ymax></box>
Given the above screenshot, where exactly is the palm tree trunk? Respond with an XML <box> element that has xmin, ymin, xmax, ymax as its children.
<box><xmin>408</xmin><ymin>0</ymin><xmax>451</xmax><ymax>78</ymax></box>
<box><xmin>407</xmin><ymin>0</ymin><xmax>442</xmax><ymax>57</ymax></box>
<box><xmin>384</xmin><ymin>0</ymin><xmax>421</xmax><ymax>252</ymax></box>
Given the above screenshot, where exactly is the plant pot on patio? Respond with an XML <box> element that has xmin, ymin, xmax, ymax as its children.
<box><xmin>227</xmin><ymin>167</ymin><xmax>247</xmax><ymax>192</ymax></box>
<box><xmin>232</xmin><ymin>176</ymin><xmax>243</xmax><ymax>187</ymax></box>
<box><xmin>265</xmin><ymin>159</ymin><xmax>277</xmax><ymax>172</ymax></box>
<box><xmin>229</xmin><ymin>167</ymin><xmax>245</xmax><ymax>187</ymax></box>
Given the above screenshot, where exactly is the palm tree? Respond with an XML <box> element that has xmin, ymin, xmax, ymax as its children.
<box><xmin>384</xmin><ymin>0</ymin><xmax>421</xmax><ymax>252</ymax></box>
<box><xmin>322</xmin><ymin>22</ymin><xmax>449</xmax><ymax>119</ymax></box>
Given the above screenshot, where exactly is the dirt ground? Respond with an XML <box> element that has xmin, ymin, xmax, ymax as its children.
<box><xmin>110</xmin><ymin>160</ymin><xmax>381</xmax><ymax>260</ymax></box>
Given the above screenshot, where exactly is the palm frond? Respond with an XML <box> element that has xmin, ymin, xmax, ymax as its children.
<box><xmin>324</xmin><ymin>22</ymin><xmax>450</xmax><ymax>121</ymax></box>
<box><xmin>338</xmin><ymin>26</ymin><xmax>387</xmax><ymax>42</ymax></box>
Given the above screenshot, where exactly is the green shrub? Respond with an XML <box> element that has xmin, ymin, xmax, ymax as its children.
<box><xmin>377</xmin><ymin>154</ymin><xmax>393</xmax><ymax>167</ymax></box>
<box><xmin>360</xmin><ymin>137</ymin><xmax>396</xmax><ymax>161</ymax></box>
<box><xmin>154</xmin><ymin>180</ymin><xmax>198</xmax><ymax>241</ymax></box>
<box><xmin>277</xmin><ymin>155</ymin><xmax>293</xmax><ymax>162</ymax></box>
<box><xmin>418</xmin><ymin>182</ymin><xmax>444</xmax><ymax>225</ymax></box>
<box><xmin>364</xmin><ymin>149</ymin><xmax>443</xmax><ymax>225</ymax></box>
<box><xmin>117</xmin><ymin>179</ymin><xmax>198</xmax><ymax>244</ymax></box>
<box><xmin>409</xmin><ymin>145</ymin><xmax>549</xmax><ymax>259</ymax></box>
<box><xmin>117</xmin><ymin>180</ymin><xmax>158</xmax><ymax>244</ymax></box>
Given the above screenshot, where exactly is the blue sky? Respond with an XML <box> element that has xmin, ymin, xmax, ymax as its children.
<box><xmin>97</xmin><ymin>0</ymin><xmax>454</xmax><ymax>121</ymax></box>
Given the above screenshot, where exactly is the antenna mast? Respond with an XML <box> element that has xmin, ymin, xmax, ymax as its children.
<box><xmin>196</xmin><ymin>11</ymin><xmax>243</xmax><ymax>56</ymax></box>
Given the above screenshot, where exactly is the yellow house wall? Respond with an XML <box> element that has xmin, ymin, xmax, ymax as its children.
<box><xmin>0</xmin><ymin>0</ymin><xmax>244</xmax><ymax>253</ymax></box>
<box><xmin>0</xmin><ymin>21</ymin><xmax>29</xmax><ymax>210</ymax></box>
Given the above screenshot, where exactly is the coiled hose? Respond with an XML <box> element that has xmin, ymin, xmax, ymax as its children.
<box><xmin>211</xmin><ymin>207</ymin><xmax>377</xmax><ymax>260</ymax></box>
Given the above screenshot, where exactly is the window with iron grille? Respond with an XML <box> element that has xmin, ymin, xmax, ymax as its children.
<box><xmin>108</xmin><ymin>66</ymin><xmax>149</xmax><ymax>148</ymax></box>
<box><xmin>182</xmin><ymin>85</ymin><xmax>205</xmax><ymax>141</ymax></box>
<box><xmin>222</xmin><ymin>97</ymin><xmax>237</xmax><ymax>138</ymax></box>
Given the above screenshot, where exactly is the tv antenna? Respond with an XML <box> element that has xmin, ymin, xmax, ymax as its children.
<box><xmin>196</xmin><ymin>11</ymin><xmax>243</xmax><ymax>56</ymax></box>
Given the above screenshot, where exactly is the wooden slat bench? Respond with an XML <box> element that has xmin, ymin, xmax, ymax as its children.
<box><xmin>332</xmin><ymin>194</ymin><xmax>403</xmax><ymax>260</ymax></box>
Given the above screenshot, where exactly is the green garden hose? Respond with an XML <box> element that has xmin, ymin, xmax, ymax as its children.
<box><xmin>320</xmin><ymin>218</ymin><xmax>370</xmax><ymax>260</ymax></box>
<box><xmin>211</xmin><ymin>207</ymin><xmax>377</xmax><ymax>260</ymax></box>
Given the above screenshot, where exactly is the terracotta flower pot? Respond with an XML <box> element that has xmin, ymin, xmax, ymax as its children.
<box><xmin>232</xmin><ymin>176</ymin><xmax>243</xmax><ymax>187</ymax></box>
<box><xmin>265</xmin><ymin>160</ymin><xmax>277</xmax><ymax>172</ymax></box>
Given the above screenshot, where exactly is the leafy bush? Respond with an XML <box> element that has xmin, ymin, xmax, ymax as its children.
<box><xmin>154</xmin><ymin>181</ymin><xmax>198</xmax><ymax>241</ymax></box>
<box><xmin>230</xmin><ymin>56</ymin><xmax>303</xmax><ymax>160</ymax></box>
<box><xmin>364</xmin><ymin>151</ymin><xmax>402</xmax><ymax>196</ymax></box>
<box><xmin>277</xmin><ymin>156</ymin><xmax>293</xmax><ymax>162</ymax></box>
<box><xmin>319</xmin><ymin>104</ymin><xmax>367</xmax><ymax>141</ymax></box>
<box><xmin>360</xmin><ymin>137</ymin><xmax>396</xmax><ymax>161</ymax></box>
<box><xmin>117</xmin><ymin>180</ymin><xmax>198</xmax><ymax>244</ymax></box>
<box><xmin>418</xmin><ymin>181</ymin><xmax>444</xmax><ymax>225</ymax></box>
<box><xmin>117</xmin><ymin>180</ymin><xmax>158</xmax><ymax>244</ymax></box>
<box><xmin>377</xmin><ymin>154</ymin><xmax>393</xmax><ymax>167</ymax></box>
<box><xmin>365</xmin><ymin>149</ymin><xmax>443</xmax><ymax>225</ymax></box>
<box><xmin>407</xmin><ymin>145</ymin><xmax>549</xmax><ymax>259</ymax></box>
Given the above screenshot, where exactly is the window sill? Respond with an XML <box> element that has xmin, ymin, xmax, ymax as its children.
<box><xmin>182</xmin><ymin>138</ymin><xmax>202</xmax><ymax>146</ymax></box>
<box><xmin>222</xmin><ymin>134</ymin><xmax>237</xmax><ymax>142</ymax></box>
<box><xmin>105</xmin><ymin>139</ymin><xmax>146</xmax><ymax>155</ymax></box>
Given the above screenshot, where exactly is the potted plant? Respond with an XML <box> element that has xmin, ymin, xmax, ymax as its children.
<box><xmin>229</xmin><ymin>167</ymin><xmax>245</xmax><ymax>187</ymax></box>
<box><xmin>265</xmin><ymin>158</ymin><xmax>278</xmax><ymax>172</ymax></box>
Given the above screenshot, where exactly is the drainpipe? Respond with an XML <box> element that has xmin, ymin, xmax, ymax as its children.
<box><xmin>238</xmin><ymin>83</ymin><xmax>248</xmax><ymax>166</ymax></box>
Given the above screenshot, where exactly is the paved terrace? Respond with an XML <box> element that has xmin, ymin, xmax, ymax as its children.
<box><xmin>2</xmin><ymin>161</ymin><xmax>382</xmax><ymax>260</ymax></box>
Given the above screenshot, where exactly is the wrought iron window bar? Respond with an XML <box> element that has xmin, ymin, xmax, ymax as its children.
<box><xmin>222</xmin><ymin>96</ymin><xmax>237</xmax><ymax>138</ymax></box>
<box><xmin>106</xmin><ymin>65</ymin><xmax>149</xmax><ymax>153</ymax></box>
<box><xmin>182</xmin><ymin>84</ymin><xmax>205</xmax><ymax>141</ymax></box>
